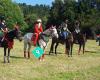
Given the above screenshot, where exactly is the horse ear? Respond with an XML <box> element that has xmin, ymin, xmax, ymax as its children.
<box><xmin>53</xmin><ymin>26</ymin><xmax>56</xmax><ymax>28</ymax></box>
<box><xmin>51</xmin><ymin>25</ymin><xmax>56</xmax><ymax>28</ymax></box>
<box><xmin>49</xmin><ymin>25</ymin><xmax>53</xmax><ymax>29</ymax></box>
<box><xmin>14</xmin><ymin>24</ymin><xmax>19</xmax><ymax>30</ymax></box>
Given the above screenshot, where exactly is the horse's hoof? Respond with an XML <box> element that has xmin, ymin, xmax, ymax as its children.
<box><xmin>42</xmin><ymin>59</ymin><xmax>45</xmax><ymax>61</ymax></box>
<box><xmin>4</xmin><ymin>61</ymin><xmax>6</xmax><ymax>63</ymax></box>
<box><xmin>24</xmin><ymin>56</ymin><xmax>26</xmax><ymax>58</ymax></box>
<box><xmin>70</xmin><ymin>55</ymin><xmax>72</xmax><ymax>57</ymax></box>
<box><xmin>49</xmin><ymin>53</ymin><xmax>50</xmax><ymax>55</ymax></box>
<box><xmin>68</xmin><ymin>55</ymin><xmax>70</xmax><ymax>57</ymax></box>
<box><xmin>39</xmin><ymin>59</ymin><xmax>42</xmax><ymax>62</ymax></box>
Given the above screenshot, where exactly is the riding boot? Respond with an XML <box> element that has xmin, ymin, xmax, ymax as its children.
<box><xmin>24</xmin><ymin>51</ymin><xmax>26</xmax><ymax>58</ymax></box>
<box><xmin>4</xmin><ymin>56</ymin><xmax>6</xmax><ymax>63</ymax></box>
<box><xmin>28</xmin><ymin>51</ymin><xmax>30</xmax><ymax>58</ymax></box>
<box><xmin>7</xmin><ymin>56</ymin><xmax>10</xmax><ymax>63</ymax></box>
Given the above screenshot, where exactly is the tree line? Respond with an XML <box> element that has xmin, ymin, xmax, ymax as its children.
<box><xmin>48</xmin><ymin>0</ymin><xmax>100</xmax><ymax>38</ymax></box>
<box><xmin>0</xmin><ymin>0</ymin><xmax>100</xmax><ymax>38</ymax></box>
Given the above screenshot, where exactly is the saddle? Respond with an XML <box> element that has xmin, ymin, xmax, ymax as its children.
<box><xmin>39</xmin><ymin>33</ymin><xmax>49</xmax><ymax>42</ymax></box>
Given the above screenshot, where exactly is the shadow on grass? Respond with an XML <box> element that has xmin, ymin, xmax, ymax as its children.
<box><xmin>45</xmin><ymin>51</ymin><xmax>64</xmax><ymax>55</ymax></box>
<box><xmin>85</xmin><ymin>50</ymin><xmax>98</xmax><ymax>53</ymax></box>
<box><xmin>10</xmin><ymin>56</ymin><xmax>24</xmax><ymax>59</ymax></box>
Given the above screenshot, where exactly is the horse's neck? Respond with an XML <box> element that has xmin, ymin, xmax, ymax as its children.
<box><xmin>42</xmin><ymin>29</ymin><xmax>50</xmax><ymax>36</ymax></box>
<box><xmin>40</xmin><ymin>32</ymin><xmax>50</xmax><ymax>43</ymax></box>
<box><xmin>7</xmin><ymin>30</ymin><xmax>16</xmax><ymax>39</ymax></box>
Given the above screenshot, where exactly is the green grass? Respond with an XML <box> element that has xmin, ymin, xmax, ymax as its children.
<box><xmin>0</xmin><ymin>40</ymin><xmax>100</xmax><ymax>80</ymax></box>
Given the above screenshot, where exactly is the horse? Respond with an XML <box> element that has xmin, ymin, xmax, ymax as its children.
<box><xmin>49</xmin><ymin>27</ymin><xmax>86</xmax><ymax>56</ymax></box>
<box><xmin>0</xmin><ymin>28</ymin><xmax>22</xmax><ymax>63</ymax></box>
<box><xmin>23</xmin><ymin>26</ymin><xmax>58</xmax><ymax>61</ymax></box>
<box><xmin>49</xmin><ymin>30</ymin><xmax>73</xmax><ymax>57</ymax></box>
<box><xmin>72</xmin><ymin>31</ymin><xmax>86</xmax><ymax>55</ymax></box>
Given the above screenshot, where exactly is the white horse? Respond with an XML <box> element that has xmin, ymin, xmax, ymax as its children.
<box><xmin>23</xmin><ymin>26</ymin><xmax>58</xmax><ymax>61</ymax></box>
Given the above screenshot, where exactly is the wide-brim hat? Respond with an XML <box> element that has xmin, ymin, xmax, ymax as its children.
<box><xmin>37</xmin><ymin>19</ymin><xmax>42</xmax><ymax>23</ymax></box>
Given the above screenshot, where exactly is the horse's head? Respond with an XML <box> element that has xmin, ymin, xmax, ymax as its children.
<box><xmin>49</xmin><ymin>26</ymin><xmax>58</xmax><ymax>38</ymax></box>
<box><xmin>14</xmin><ymin>28</ymin><xmax>23</xmax><ymax>41</ymax></box>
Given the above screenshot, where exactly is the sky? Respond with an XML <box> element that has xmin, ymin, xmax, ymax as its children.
<box><xmin>12</xmin><ymin>0</ymin><xmax>54</xmax><ymax>6</ymax></box>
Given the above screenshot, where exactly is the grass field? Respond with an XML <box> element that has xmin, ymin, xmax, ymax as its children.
<box><xmin>0</xmin><ymin>40</ymin><xmax>100</xmax><ymax>80</ymax></box>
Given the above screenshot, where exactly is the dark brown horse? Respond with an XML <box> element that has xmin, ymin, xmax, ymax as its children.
<box><xmin>49</xmin><ymin>31</ymin><xmax>74</xmax><ymax>57</ymax></box>
<box><xmin>49</xmin><ymin>30</ymin><xmax>86</xmax><ymax>56</ymax></box>
<box><xmin>0</xmin><ymin>28</ymin><xmax>22</xmax><ymax>63</ymax></box>
<box><xmin>72</xmin><ymin>31</ymin><xmax>86</xmax><ymax>55</ymax></box>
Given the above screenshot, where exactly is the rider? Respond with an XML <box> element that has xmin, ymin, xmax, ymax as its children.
<box><xmin>60</xmin><ymin>19</ymin><xmax>71</xmax><ymax>39</ymax></box>
<box><xmin>74</xmin><ymin>20</ymin><xmax>80</xmax><ymax>34</ymax></box>
<box><xmin>74</xmin><ymin>20</ymin><xmax>81</xmax><ymax>43</ymax></box>
<box><xmin>0</xmin><ymin>18</ymin><xmax>8</xmax><ymax>42</ymax></box>
<box><xmin>31</xmin><ymin>18</ymin><xmax>43</xmax><ymax>46</ymax></box>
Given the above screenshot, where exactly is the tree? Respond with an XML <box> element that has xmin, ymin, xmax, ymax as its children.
<box><xmin>0</xmin><ymin>0</ymin><xmax>28</xmax><ymax>32</ymax></box>
<box><xmin>18</xmin><ymin>3</ymin><xmax>50</xmax><ymax>30</ymax></box>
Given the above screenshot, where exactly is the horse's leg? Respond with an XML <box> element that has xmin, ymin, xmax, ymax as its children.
<box><xmin>65</xmin><ymin>47</ymin><xmax>70</xmax><ymax>57</ymax></box>
<box><xmin>39</xmin><ymin>46</ymin><xmax>44</xmax><ymax>61</ymax></box>
<box><xmin>49</xmin><ymin>39</ymin><xmax>55</xmax><ymax>55</ymax></box>
<box><xmin>65</xmin><ymin>40</ymin><xmax>70</xmax><ymax>57</ymax></box>
<box><xmin>55</xmin><ymin>42</ymin><xmax>59</xmax><ymax>55</ymax></box>
<box><xmin>41</xmin><ymin>52</ymin><xmax>46</xmax><ymax>61</ymax></box>
<box><xmin>7</xmin><ymin>48</ymin><xmax>10</xmax><ymax>63</ymax></box>
<box><xmin>70</xmin><ymin>43</ymin><xmax>73</xmax><ymax>57</ymax></box>
<box><xmin>99</xmin><ymin>39</ymin><xmax>100</xmax><ymax>46</ymax></box>
<box><xmin>66</xmin><ymin>44</ymin><xmax>70</xmax><ymax>57</ymax></box>
<box><xmin>24</xmin><ymin>41</ymin><xmax>27</xmax><ymax>58</ymax></box>
<box><xmin>28</xmin><ymin>43</ymin><xmax>31</xmax><ymax>58</ymax></box>
<box><xmin>78</xmin><ymin>44</ymin><xmax>81</xmax><ymax>55</ymax></box>
<box><xmin>83</xmin><ymin>43</ymin><xmax>85</xmax><ymax>54</ymax></box>
<box><xmin>4</xmin><ymin>47</ymin><xmax>7</xmax><ymax>63</ymax></box>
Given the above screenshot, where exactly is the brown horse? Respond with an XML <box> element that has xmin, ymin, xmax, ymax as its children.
<box><xmin>49</xmin><ymin>31</ymin><xmax>74</xmax><ymax>57</ymax></box>
<box><xmin>72</xmin><ymin>31</ymin><xmax>86</xmax><ymax>55</ymax></box>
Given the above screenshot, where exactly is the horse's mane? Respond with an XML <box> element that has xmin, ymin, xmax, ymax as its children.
<box><xmin>6</xmin><ymin>29</ymin><xmax>17</xmax><ymax>39</ymax></box>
